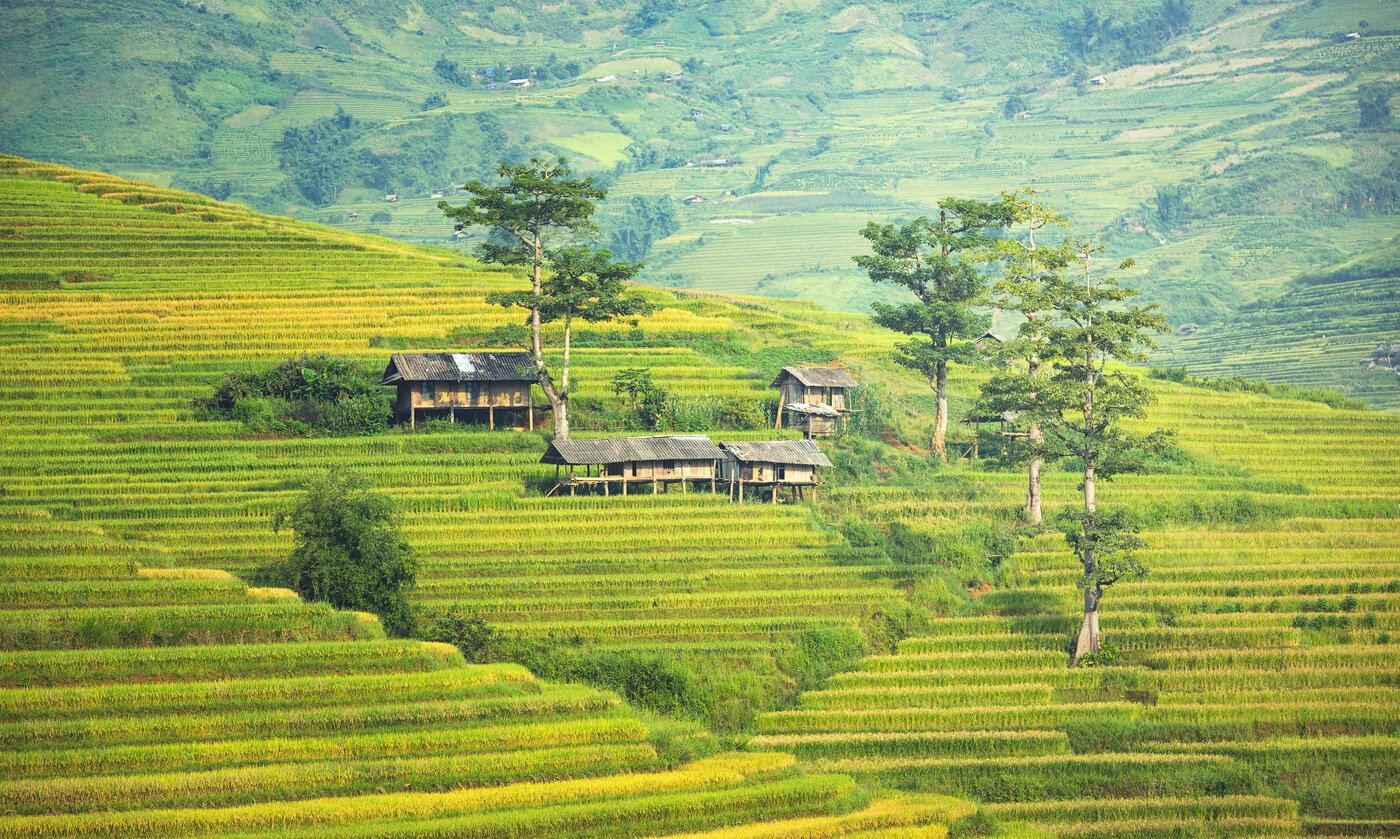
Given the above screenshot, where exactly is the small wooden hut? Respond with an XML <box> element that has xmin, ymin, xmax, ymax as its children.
<box><xmin>771</xmin><ymin>365</ymin><xmax>858</xmax><ymax>437</ymax></box>
<box><xmin>958</xmin><ymin>410</ymin><xmax>1024</xmax><ymax>459</ymax></box>
<box><xmin>379</xmin><ymin>352</ymin><xmax>541</xmax><ymax>429</ymax></box>
<box><xmin>719</xmin><ymin>439</ymin><xmax>832</xmax><ymax>504</ymax></box>
<box><xmin>540</xmin><ymin>435</ymin><xmax>724</xmax><ymax>496</ymax></box>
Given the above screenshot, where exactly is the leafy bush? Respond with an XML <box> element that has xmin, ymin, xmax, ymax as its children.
<box><xmin>192</xmin><ymin>354</ymin><xmax>389</xmax><ymax>435</ymax></box>
<box><xmin>264</xmin><ymin>470</ymin><xmax>418</xmax><ymax>637</ymax></box>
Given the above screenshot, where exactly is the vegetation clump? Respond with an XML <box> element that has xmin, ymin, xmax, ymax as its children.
<box><xmin>266</xmin><ymin>470</ymin><xmax>418</xmax><ymax>637</ymax></box>
<box><xmin>191</xmin><ymin>353</ymin><xmax>389</xmax><ymax>435</ymax></box>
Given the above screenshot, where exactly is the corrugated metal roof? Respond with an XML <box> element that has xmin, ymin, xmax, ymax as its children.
<box><xmin>784</xmin><ymin>402</ymin><xmax>840</xmax><ymax>417</ymax></box>
<box><xmin>770</xmin><ymin>365</ymin><xmax>859</xmax><ymax>388</ymax></box>
<box><xmin>720</xmin><ymin>439</ymin><xmax>833</xmax><ymax>467</ymax></box>
<box><xmin>541</xmin><ymin>435</ymin><xmax>724</xmax><ymax>465</ymax></box>
<box><xmin>380</xmin><ymin>352</ymin><xmax>538</xmax><ymax>385</ymax></box>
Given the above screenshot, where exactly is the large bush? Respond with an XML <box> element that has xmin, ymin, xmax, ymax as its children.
<box><xmin>192</xmin><ymin>353</ymin><xmax>390</xmax><ymax>435</ymax></box>
<box><xmin>266</xmin><ymin>471</ymin><xmax>418</xmax><ymax>637</ymax></box>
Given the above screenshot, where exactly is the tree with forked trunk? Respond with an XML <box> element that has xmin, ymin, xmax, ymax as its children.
<box><xmin>1039</xmin><ymin>242</ymin><xmax>1170</xmax><ymax>663</ymax></box>
<box><xmin>440</xmin><ymin>158</ymin><xmax>649</xmax><ymax>439</ymax></box>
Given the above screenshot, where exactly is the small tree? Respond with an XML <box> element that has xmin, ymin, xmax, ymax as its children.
<box><xmin>439</xmin><ymin>157</ymin><xmax>611</xmax><ymax>439</ymax></box>
<box><xmin>854</xmin><ymin>199</ymin><xmax>1013</xmax><ymax>459</ymax></box>
<box><xmin>979</xmin><ymin>186</ymin><xmax>1073</xmax><ymax>525</ymax></box>
<box><xmin>1035</xmin><ymin>243</ymin><xmax>1169</xmax><ymax>662</ymax></box>
<box><xmin>272</xmin><ymin>470</ymin><xmax>418</xmax><ymax>637</ymax></box>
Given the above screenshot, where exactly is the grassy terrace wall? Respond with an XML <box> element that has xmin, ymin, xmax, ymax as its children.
<box><xmin>3</xmin><ymin>158</ymin><xmax>1400</xmax><ymax>837</ymax></box>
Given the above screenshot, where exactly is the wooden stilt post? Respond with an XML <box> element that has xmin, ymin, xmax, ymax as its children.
<box><xmin>653</xmin><ymin>478</ymin><xmax>658</xmax><ymax>495</ymax></box>
<box><xmin>622</xmin><ymin>477</ymin><xmax>627</xmax><ymax>496</ymax></box>
<box><xmin>738</xmin><ymin>477</ymin><xmax>743</xmax><ymax>504</ymax></box>
<box><xmin>771</xmin><ymin>484</ymin><xmax>777</xmax><ymax>504</ymax></box>
<box><xmin>489</xmin><ymin>405</ymin><xmax>494</xmax><ymax>430</ymax></box>
<box><xmin>410</xmin><ymin>406</ymin><xmax>415</xmax><ymax>428</ymax></box>
<box><xmin>605</xmin><ymin>479</ymin><xmax>610</xmax><ymax>497</ymax></box>
<box><xmin>450</xmin><ymin>406</ymin><xmax>455</xmax><ymax>424</ymax></box>
<box><xmin>528</xmin><ymin>403</ymin><xmax>534</xmax><ymax>430</ymax></box>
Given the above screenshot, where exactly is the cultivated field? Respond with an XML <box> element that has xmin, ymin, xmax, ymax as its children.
<box><xmin>2</xmin><ymin>159</ymin><xmax>1399</xmax><ymax>836</ymax></box>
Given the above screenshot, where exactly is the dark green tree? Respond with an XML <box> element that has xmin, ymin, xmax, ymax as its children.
<box><xmin>1359</xmin><ymin>84</ymin><xmax>1393</xmax><ymax>129</ymax></box>
<box><xmin>1035</xmin><ymin>243</ymin><xmax>1169</xmax><ymax>661</ymax></box>
<box><xmin>854</xmin><ymin>199</ymin><xmax>1013</xmax><ymax>459</ymax></box>
<box><xmin>978</xmin><ymin>186</ymin><xmax>1073</xmax><ymax>525</ymax></box>
<box><xmin>272</xmin><ymin>471</ymin><xmax>418</xmax><ymax>637</ymax></box>
<box><xmin>439</xmin><ymin>157</ymin><xmax>611</xmax><ymax>438</ymax></box>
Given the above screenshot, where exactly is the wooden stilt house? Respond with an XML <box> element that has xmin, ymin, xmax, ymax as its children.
<box><xmin>540</xmin><ymin>435</ymin><xmax>724</xmax><ymax>496</ymax></box>
<box><xmin>771</xmin><ymin>365</ymin><xmax>858</xmax><ymax>437</ymax></box>
<box><xmin>379</xmin><ymin>352</ymin><xmax>542</xmax><ymax>429</ymax></box>
<box><xmin>719</xmin><ymin>439</ymin><xmax>832</xmax><ymax>504</ymax></box>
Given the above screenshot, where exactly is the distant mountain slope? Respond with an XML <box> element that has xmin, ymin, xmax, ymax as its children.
<box><xmin>3</xmin><ymin>0</ymin><xmax>1399</xmax><ymax>401</ymax></box>
<box><xmin>1156</xmin><ymin>240</ymin><xmax>1400</xmax><ymax>410</ymax></box>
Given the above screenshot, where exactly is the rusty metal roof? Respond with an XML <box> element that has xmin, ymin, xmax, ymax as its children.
<box><xmin>784</xmin><ymin>402</ymin><xmax>840</xmax><ymax>417</ymax></box>
<box><xmin>380</xmin><ymin>352</ymin><xmax>538</xmax><ymax>385</ymax></box>
<box><xmin>720</xmin><ymin>439</ymin><xmax>833</xmax><ymax>467</ymax></box>
<box><xmin>541</xmin><ymin>435</ymin><xmax>723</xmax><ymax>465</ymax></box>
<box><xmin>770</xmin><ymin>365</ymin><xmax>858</xmax><ymax>388</ymax></box>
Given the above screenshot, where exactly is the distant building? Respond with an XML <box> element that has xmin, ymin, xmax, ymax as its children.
<box><xmin>683</xmin><ymin>195</ymin><xmax>703</xmax><ymax>205</ymax></box>
<box><xmin>1346</xmin><ymin>32</ymin><xmax>1361</xmax><ymax>39</ymax></box>
<box><xmin>719</xmin><ymin>439</ymin><xmax>832</xmax><ymax>503</ymax></box>
<box><xmin>691</xmin><ymin>107</ymin><xmax>704</xmax><ymax>117</ymax></box>
<box><xmin>347</xmin><ymin>211</ymin><xmax>358</xmax><ymax>220</ymax></box>
<box><xmin>1089</xmin><ymin>75</ymin><xmax>1107</xmax><ymax>86</ymax></box>
<box><xmin>314</xmin><ymin>45</ymin><xmax>329</xmax><ymax>53</ymax></box>
<box><xmin>509</xmin><ymin>78</ymin><xmax>531</xmax><ymax>87</ymax></box>
<box><xmin>771</xmin><ymin>365</ymin><xmax>858</xmax><ymax>437</ymax></box>
<box><xmin>720</xmin><ymin>123</ymin><xmax>732</xmax><ymax>132</ymax></box>
<box><xmin>384</xmin><ymin>194</ymin><xmax>398</xmax><ymax>203</ymax></box>
<box><xmin>974</xmin><ymin>331</ymin><xmax>1005</xmax><ymax>351</ymax></box>
<box><xmin>540</xmin><ymin>435</ymin><xmax>724</xmax><ymax>496</ymax></box>
<box><xmin>379</xmin><ymin>352</ymin><xmax>540</xmax><ymax>429</ymax></box>
<box><xmin>595</xmin><ymin>74</ymin><xmax>618</xmax><ymax>82</ymax></box>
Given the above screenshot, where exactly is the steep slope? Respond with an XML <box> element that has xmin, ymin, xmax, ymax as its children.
<box><xmin>3</xmin><ymin>159</ymin><xmax>1399</xmax><ymax>836</ymax></box>
<box><xmin>1156</xmin><ymin>239</ymin><xmax>1400</xmax><ymax>410</ymax></box>
<box><xmin>3</xmin><ymin>0</ymin><xmax>1398</xmax><ymax>341</ymax></box>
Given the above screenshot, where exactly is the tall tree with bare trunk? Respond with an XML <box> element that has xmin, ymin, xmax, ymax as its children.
<box><xmin>438</xmin><ymin>157</ymin><xmax>608</xmax><ymax>439</ymax></box>
<box><xmin>854</xmin><ymin>199</ymin><xmax>1012</xmax><ymax>459</ymax></box>
<box><xmin>978</xmin><ymin>186</ymin><xmax>1073</xmax><ymax>525</ymax></box>
<box><xmin>1034</xmin><ymin>241</ymin><xmax>1170</xmax><ymax>662</ymax></box>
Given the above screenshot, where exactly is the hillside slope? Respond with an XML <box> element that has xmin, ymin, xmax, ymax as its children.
<box><xmin>3</xmin><ymin>1</ymin><xmax>1398</xmax><ymax>342</ymax></box>
<box><xmin>2</xmin><ymin>160</ymin><xmax>1399</xmax><ymax>836</ymax></box>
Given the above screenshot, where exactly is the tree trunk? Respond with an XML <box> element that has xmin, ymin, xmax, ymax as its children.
<box><xmin>528</xmin><ymin>247</ymin><xmax>570</xmax><ymax>439</ymax></box>
<box><xmin>1027</xmin><ymin>446</ymin><xmax>1043</xmax><ymax>525</ymax></box>
<box><xmin>1073</xmin><ymin>590</ymin><xmax>1100</xmax><ymax>661</ymax></box>
<box><xmin>1026</xmin><ymin>354</ymin><xmax>1042</xmax><ymax>525</ymax></box>
<box><xmin>932</xmin><ymin>362</ymin><xmax>948</xmax><ymax>461</ymax></box>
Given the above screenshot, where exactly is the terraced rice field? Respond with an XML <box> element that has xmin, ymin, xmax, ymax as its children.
<box><xmin>0</xmin><ymin>158</ymin><xmax>977</xmax><ymax>836</ymax></box>
<box><xmin>4</xmin><ymin>158</ymin><xmax>1400</xmax><ymax>836</ymax></box>
<box><xmin>763</xmin><ymin>389</ymin><xmax>1400</xmax><ymax>836</ymax></box>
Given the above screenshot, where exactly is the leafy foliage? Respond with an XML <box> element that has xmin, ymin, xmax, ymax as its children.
<box><xmin>270</xmin><ymin>471</ymin><xmax>418</xmax><ymax>637</ymax></box>
<box><xmin>191</xmin><ymin>354</ymin><xmax>388</xmax><ymax>435</ymax></box>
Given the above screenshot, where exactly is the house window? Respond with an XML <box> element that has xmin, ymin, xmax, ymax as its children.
<box><xmin>466</xmin><ymin>382</ymin><xmax>478</xmax><ymax>402</ymax></box>
<box><xmin>630</xmin><ymin>462</ymin><xmax>638</xmax><ymax>477</ymax></box>
<box><xmin>419</xmin><ymin>382</ymin><xmax>434</xmax><ymax>400</ymax></box>
<box><xmin>777</xmin><ymin>465</ymin><xmax>786</xmax><ymax>481</ymax></box>
<box><xmin>662</xmin><ymin>460</ymin><xmax>675</xmax><ymax>471</ymax></box>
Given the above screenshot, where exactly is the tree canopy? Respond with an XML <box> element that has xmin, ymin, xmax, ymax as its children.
<box><xmin>271</xmin><ymin>470</ymin><xmax>418</xmax><ymax>637</ymax></box>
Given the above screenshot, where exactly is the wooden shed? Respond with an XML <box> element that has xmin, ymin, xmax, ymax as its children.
<box><xmin>540</xmin><ymin>435</ymin><xmax>724</xmax><ymax>496</ymax></box>
<box><xmin>379</xmin><ymin>352</ymin><xmax>541</xmax><ymax>429</ymax></box>
<box><xmin>772</xmin><ymin>365</ymin><xmax>858</xmax><ymax>437</ymax></box>
<box><xmin>719</xmin><ymin>439</ymin><xmax>832</xmax><ymax>503</ymax></box>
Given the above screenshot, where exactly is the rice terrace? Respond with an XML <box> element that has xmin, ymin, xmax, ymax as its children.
<box><xmin>2</xmin><ymin>1</ymin><xmax>1400</xmax><ymax>838</ymax></box>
